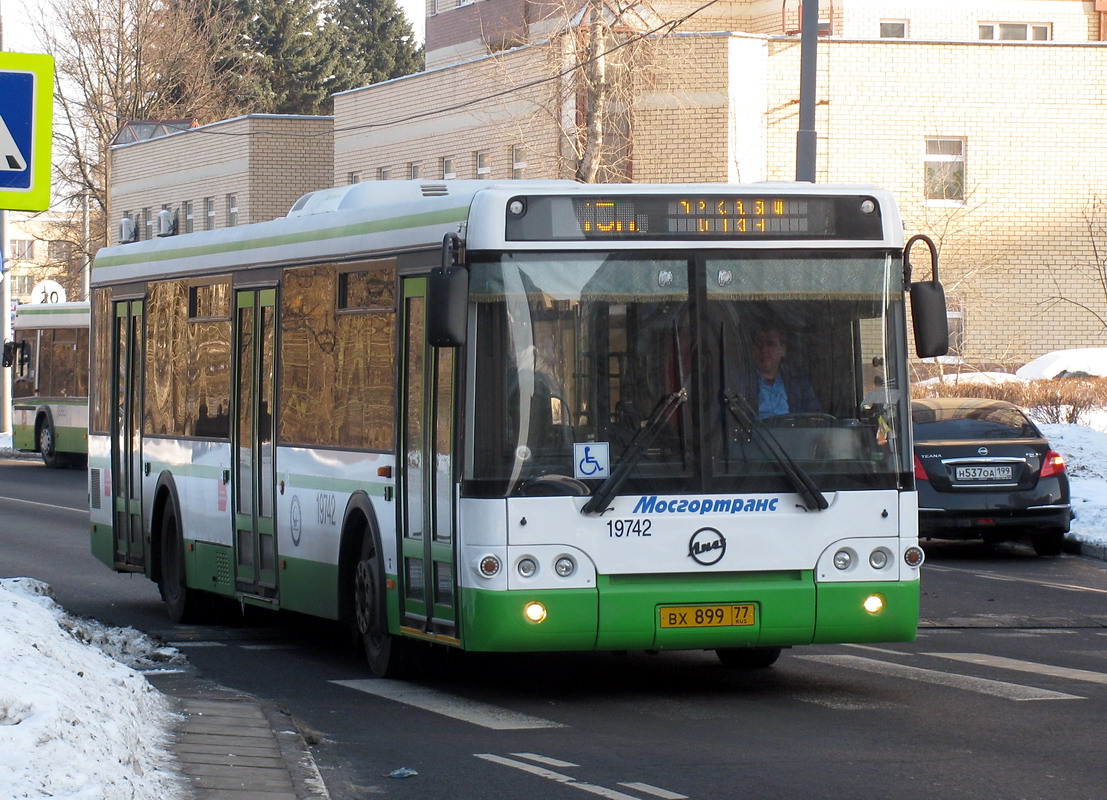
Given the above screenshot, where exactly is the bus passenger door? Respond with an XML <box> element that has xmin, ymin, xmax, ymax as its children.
<box><xmin>111</xmin><ymin>300</ymin><xmax>144</xmax><ymax>569</ymax></box>
<box><xmin>398</xmin><ymin>277</ymin><xmax>458</xmax><ymax>641</ymax></box>
<box><xmin>232</xmin><ymin>288</ymin><xmax>279</xmax><ymax>599</ymax></box>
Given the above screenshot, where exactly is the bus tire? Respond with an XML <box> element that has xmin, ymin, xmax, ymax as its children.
<box><xmin>354</xmin><ymin>534</ymin><xmax>411</xmax><ymax>678</ymax></box>
<box><xmin>158</xmin><ymin>500</ymin><xmax>203</xmax><ymax>623</ymax></box>
<box><xmin>38</xmin><ymin>416</ymin><xmax>66</xmax><ymax>469</ymax></box>
<box><xmin>715</xmin><ymin>647</ymin><xmax>782</xmax><ymax>669</ymax></box>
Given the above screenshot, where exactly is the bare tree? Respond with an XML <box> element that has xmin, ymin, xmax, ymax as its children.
<box><xmin>30</xmin><ymin>0</ymin><xmax>262</xmax><ymax>246</ymax></box>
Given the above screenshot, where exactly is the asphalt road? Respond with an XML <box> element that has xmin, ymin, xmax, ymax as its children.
<box><xmin>3</xmin><ymin>455</ymin><xmax>1107</xmax><ymax>800</ymax></box>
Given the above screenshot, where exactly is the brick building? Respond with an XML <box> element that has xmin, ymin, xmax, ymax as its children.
<box><xmin>109</xmin><ymin>1</ymin><xmax>1107</xmax><ymax>365</ymax></box>
<box><xmin>109</xmin><ymin>115</ymin><xmax>334</xmax><ymax>241</ymax></box>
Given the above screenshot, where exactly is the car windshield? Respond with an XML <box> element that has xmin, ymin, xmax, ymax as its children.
<box><xmin>912</xmin><ymin>402</ymin><xmax>1039</xmax><ymax>440</ymax></box>
<box><xmin>462</xmin><ymin>250</ymin><xmax>913</xmax><ymax>498</ymax></box>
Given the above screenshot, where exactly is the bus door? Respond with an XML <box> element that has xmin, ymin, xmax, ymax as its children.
<box><xmin>398</xmin><ymin>277</ymin><xmax>458</xmax><ymax>640</ymax></box>
<box><xmin>111</xmin><ymin>300</ymin><xmax>145</xmax><ymax>569</ymax></box>
<box><xmin>232</xmin><ymin>288</ymin><xmax>279</xmax><ymax>598</ymax></box>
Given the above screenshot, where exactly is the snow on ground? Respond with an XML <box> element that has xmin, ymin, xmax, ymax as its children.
<box><xmin>0</xmin><ymin>578</ymin><xmax>185</xmax><ymax>800</ymax></box>
<box><xmin>1017</xmin><ymin>348</ymin><xmax>1107</xmax><ymax>379</ymax></box>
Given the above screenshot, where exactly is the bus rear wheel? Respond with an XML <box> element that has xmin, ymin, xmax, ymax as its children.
<box><xmin>354</xmin><ymin>536</ymin><xmax>411</xmax><ymax>678</ymax></box>
<box><xmin>715</xmin><ymin>647</ymin><xmax>782</xmax><ymax>669</ymax></box>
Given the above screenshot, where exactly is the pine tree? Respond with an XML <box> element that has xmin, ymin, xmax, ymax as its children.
<box><xmin>326</xmin><ymin>0</ymin><xmax>423</xmax><ymax>94</ymax></box>
<box><xmin>237</xmin><ymin>0</ymin><xmax>337</xmax><ymax>115</ymax></box>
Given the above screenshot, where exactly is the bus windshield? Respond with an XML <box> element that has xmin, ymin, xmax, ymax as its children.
<box><xmin>464</xmin><ymin>250</ymin><xmax>911</xmax><ymax>498</ymax></box>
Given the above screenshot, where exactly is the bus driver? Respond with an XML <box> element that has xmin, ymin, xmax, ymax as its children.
<box><xmin>749</xmin><ymin>326</ymin><xmax>821</xmax><ymax>419</ymax></box>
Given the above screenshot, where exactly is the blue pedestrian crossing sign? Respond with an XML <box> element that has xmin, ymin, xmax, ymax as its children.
<box><xmin>0</xmin><ymin>53</ymin><xmax>54</xmax><ymax>211</ymax></box>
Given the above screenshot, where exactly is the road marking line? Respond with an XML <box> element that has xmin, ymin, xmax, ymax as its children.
<box><xmin>925</xmin><ymin>564</ymin><xmax>1107</xmax><ymax>595</ymax></box>
<box><xmin>799</xmin><ymin>655</ymin><xmax>1084</xmax><ymax>701</ymax></box>
<box><xmin>926</xmin><ymin>653</ymin><xmax>1107</xmax><ymax>685</ymax></box>
<box><xmin>618</xmin><ymin>782</ymin><xmax>689</xmax><ymax>799</ymax></box>
<box><xmin>0</xmin><ymin>495</ymin><xmax>86</xmax><ymax>514</ymax></box>
<box><xmin>333</xmin><ymin>679</ymin><xmax>564</xmax><ymax>729</ymax></box>
<box><xmin>476</xmin><ymin>754</ymin><xmax>643</xmax><ymax>800</ymax></box>
<box><xmin>512</xmin><ymin>753</ymin><xmax>579</xmax><ymax>768</ymax></box>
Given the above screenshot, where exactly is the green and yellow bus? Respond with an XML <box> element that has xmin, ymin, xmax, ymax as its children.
<box><xmin>88</xmin><ymin>181</ymin><xmax>946</xmax><ymax>675</ymax></box>
<box><xmin>9</xmin><ymin>301</ymin><xmax>90</xmax><ymax>468</ymax></box>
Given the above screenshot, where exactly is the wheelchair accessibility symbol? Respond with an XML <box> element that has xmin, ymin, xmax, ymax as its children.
<box><xmin>574</xmin><ymin>442</ymin><xmax>610</xmax><ymax>480</ymax></box>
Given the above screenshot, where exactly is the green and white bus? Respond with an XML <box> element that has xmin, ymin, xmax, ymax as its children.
<box><xmin>88</xmin><ymin>181</ymin><xmax>947</xmax><ymax>675</ymax></box>
<box><xmin>8</xmin><ymin>301</ymin><xmax>90</xmax><ymax>468</ymax></box>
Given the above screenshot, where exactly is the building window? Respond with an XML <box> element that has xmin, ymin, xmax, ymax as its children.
<box><xmin>13</xmin><ymin>274</ymin><xmax>34</xmax><ymax>296</ymax></box>
<box><xmin>348</xmin><ymin>171</ymin><xmax>361</xmax><ymax>184</ymax></box>
<box><xmin>9</xmin><ymin>239</ymin><xmax>34</xmax><ymax>260</ymax></box>
<box><xmin>512</xmin><ymin>145</ymin><xmax>527</xmax><ymax>180</ymax></box>
<box><xmin>441</xmin><ymin>157</ymin><xmax>456</xmax><ymax>180</ymax></box>
<box><xmin>143</xmin><ymin>208</ymin><xmax>153</xmax><ymax>241</ymax></box>
<box><xmin>226</xmin><ymin>194</ymin><xmax>238</xmax><ymax>227</ymax></box>
<box><xmin>409</xmin><ymin>162</ymin><xmax>421</xmax><ymax>180</ymax></box>
<box><xmin>378</xmin><ymin>167</ymin><xmax>391</xmax><ymax>181</ymax></box>
<box><xmin>475</xmin><ymin>151</ymin><xmax>491</xmax><ymax>179</ymax></box>
<box><xmin>880</xmin><ymin>20</ymin><xmax>907</xmax><ymax>38</ymax></box>
<box><xmin>47</xmin><ymin>240</ymin><xmax>72</xmax><ymax>263</ymax></box>
<box><xmin>978</xmin><ymin>23</ymin><xmax>1050</xmax><ymax>41</ymax></box>
<box><xmin>946</xmin><ymin>302</ymin><xmax>965</xmax><ymax>358</ymax></box>
<box><xmin>182</xmin><ymin>201</ymin><xmax>194</xmax><ymax>234</ymax></box>
<box><xmin>924</xmin><ymin>138</ymin><xmax>965</xmax><ymax>203</ymax></box>
<box><xmin>205</xmin><ymin>197</ymin><xmax>216</xmax><ymax>230</ymax></box>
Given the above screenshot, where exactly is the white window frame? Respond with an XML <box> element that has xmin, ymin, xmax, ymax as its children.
<box><xmin>442</xmin><ymin>157</ymin><xmax>456</xmax><ymax>180</ymax></box>
<box><xmin>205</xmin><ymin>197</ymin><xmax>216</xmax><ymax>230</ymax></box>
<box><xmin>348</xmin><ymin>171</ymin><xmax>361</xmax><ymax>184</ymax></box>
<box><xmin>475</xmin><ymin>151</ymin><xmax>491</xmax><ymax>179</ymax></box>
<box><xmin>9</xmin><ymin>238</ymin><xmax>34</xmax><ymax>260</ymax></box>
<box><xmin>409</xmin><ymin>162</ymin><xmax>422</xmax><ymax>180</ymax></box>
<box><xmin>512</xmin><ymin>145</ymin><xmax>527</xmax><ymax>180</ymax></box>
<box><xmin>183</xmin><ymin>200</ymin><xmax>194</xmax><ymax>234</ymax></box>
<box><xmin>978</xmin><ymin>22</ymin><xmax>1050</xmax><ymax>41</ymax></box>
<box><xmin>378</xmin><ymin>167</ymin><xmax>391</xmax><ymax>181</ymax></box>
<box><xmin>924</xmin><ymin>137</ymin><xmax>966</xmax><ymax>206</ymax></box>
<box><xmin>226</xmin><ymin>193</ymin><xmax>238</xmax><ymax>227</ymax></box>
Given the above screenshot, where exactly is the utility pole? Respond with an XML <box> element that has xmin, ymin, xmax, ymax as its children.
<box><xmin>795</xmin><ymin>0</ymin><xmax>819</xmax><ymax>182</ymax></box>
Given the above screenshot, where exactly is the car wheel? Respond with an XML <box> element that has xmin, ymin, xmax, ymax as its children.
<box><xmin>1031</xmin><ymin>530</ymin><xmax>1065</xmax><ymax>557</ymax></box>
<box><xmin>716</xmin><ymin>647</ymin><xmax>782</xmax><ymax>668</ymax></box>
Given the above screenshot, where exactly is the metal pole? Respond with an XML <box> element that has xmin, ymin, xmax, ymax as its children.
<box><xmin>82</xmin><ymin>192</ymin><xmax>90</xmax><ymax>300</ymax></box>
<box><xmin>795</xmin><ymin>0</ymin><xmax>819</xmax><ymax>182</ymax></box>
<box><xmin>1</xmin><ymin>209</ymin><xmax>11</xmax><ymax>434</ymax></box>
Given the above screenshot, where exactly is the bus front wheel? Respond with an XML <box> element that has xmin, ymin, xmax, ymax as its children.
<box><xmin>354</xmin><ymin>536</ymin><xmax>411</xmax><ymax>678</ymax></box>
<box><xmin>38</xmin><ymin>418</ymin><xmax>66</xmax><ymax>469</ymax></box>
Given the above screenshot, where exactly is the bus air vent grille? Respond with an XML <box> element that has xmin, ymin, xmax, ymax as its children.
<box><xmin>421</xmin><ymin>183</ymin><xmax>449</xmax><ymax>197</ymax></box>
<box><xmin>215</xmin><ymin>550</ymin><xmax>232</xmax><ymax>589</ymax></box>
<box><xmin>90</xmin><ymin>469</ymin><xmax>101</xmax><ymax>509</ymax></box>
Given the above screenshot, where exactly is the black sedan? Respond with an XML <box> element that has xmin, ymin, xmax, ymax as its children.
<box><xmin>912</xmin><ymin>397</ymin><xmax>1072</xmax><ymax>556</ymax></box>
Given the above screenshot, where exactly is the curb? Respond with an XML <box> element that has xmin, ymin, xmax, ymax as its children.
<box><xmin>146</xmin><ymin>671</ymin><xmax>329</xmax><ymax>800</ymax></box>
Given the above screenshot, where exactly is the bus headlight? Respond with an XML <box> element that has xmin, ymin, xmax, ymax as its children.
<box><xmin>869</xmin><ymin>548</ymin><xmax>890</xmax><ymax>570</ymax></box>
<box><xmin>833</xmin><ymin>549</ymin><xmax>853</xmax><ymax>570</ymax></box>
<box><xmin>517</xmin><ymin>557</ymin><xmax>538</xmax><ymax>578</ymax></box>
<box><xmin>554</xmin><ymin>556</ymin><xmax>576</xmax><ymax>577</ymax></box>
<box><xmin>523</xmin><ymin>601</ymin><xmax>547</xmax><ymax>623</ymax></box>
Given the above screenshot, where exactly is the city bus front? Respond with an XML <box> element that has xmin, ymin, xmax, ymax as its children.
<box><xmin>447</xmin><ymin>187</ymin><xmax>930</xmax><ymax>661</ymax></box>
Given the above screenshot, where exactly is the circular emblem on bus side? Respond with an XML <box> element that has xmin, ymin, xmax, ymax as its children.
<box><xmin>688</xmin><ymin>527</ymin><xmax>726</xmax><ymax>566</ymax></box>
<box><xmin>290</xmin><ymin>495</ymin><xmax>302</xmax><ymax>546</ymax></box>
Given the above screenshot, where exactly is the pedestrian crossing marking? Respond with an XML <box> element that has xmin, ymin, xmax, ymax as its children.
<box><xmin>800</xmin><ymin>654</ymin><xmax>1084</xmax><ymax>701</ymax></box>
<box><xmin>926</xmin><ymin>653</ymin><xmax>1107</xmax><ymax>685</ymax></box>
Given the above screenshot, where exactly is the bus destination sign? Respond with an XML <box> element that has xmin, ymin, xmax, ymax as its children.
<box><xmin>504</xmin><ymin>194</ymin><xmax>884</xmax><ymax>242</ymax></box>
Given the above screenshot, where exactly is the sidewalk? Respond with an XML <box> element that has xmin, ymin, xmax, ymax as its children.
<box><xmin>146</xmin><ymin>671</ymin><xmax>330</xmax><ymax>800</ymax></box>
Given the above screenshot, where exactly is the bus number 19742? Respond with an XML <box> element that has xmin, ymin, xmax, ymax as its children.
<box><xmin>607</xmin><ymin>518</ymin><xmax>652</xmax><ymax>537</ymax></box>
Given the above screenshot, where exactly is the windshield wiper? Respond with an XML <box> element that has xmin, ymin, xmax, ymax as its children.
<box><xmin>722</xmin><ymin>392</ymin><xmax>828</xmax><ymax>512</ymax></box>
<box><xmin>581</xmin><ymin>387</ymin><xmax>688</xmax><ymax>515</ymax></box>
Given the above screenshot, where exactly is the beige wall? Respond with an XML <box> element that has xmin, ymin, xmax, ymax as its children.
<box><xmin>110</xmin><ymin>115</ymin><xmax>333</xmax><ymax>244</ymax></box>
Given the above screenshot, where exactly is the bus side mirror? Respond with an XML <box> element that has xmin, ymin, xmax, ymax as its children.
<box><xmin>2</xmin><ymin>341</ymin><xmax>15</xmax><ymax>369</ymax></box>
<box><xmin>427</xmin><ymin>233</ymin><xmax>468</xmax><ymax>347</ymax></box>
<box><xmin>905</xmin><ymin>234</ymin><xmax>949</xmax><ymax>359</ymax></box>
<box><xmin>3</xmin><ymin>341</ymin><xmax>29</xmax><ymax>374</ymax></box>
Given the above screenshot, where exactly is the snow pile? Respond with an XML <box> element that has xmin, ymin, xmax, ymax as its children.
<box><xmin>0</xmin><ymin>578</ymin><xmax>183</xmax><ymax>800</ymax></box>
<box><xmin>1016</xmin><ymin>348</ymin><xmax>1107</xmax><ymax>380</ymax></box>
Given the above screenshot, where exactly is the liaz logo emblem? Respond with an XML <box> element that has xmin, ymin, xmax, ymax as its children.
<box><xmin>688</xmin><ymin>527</ymin><xmax>726</xmax><ymax>566</ymax></box>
